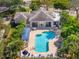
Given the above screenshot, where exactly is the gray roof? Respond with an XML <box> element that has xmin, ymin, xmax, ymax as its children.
<box><xmin>14</xmin><ymin>8</ymin><xmax>60</xmax><ymax>22</ymax></box>
<box><xmin>29</xmin><ymin>8</ymin><xmax>60</xmax><ymax>22</ymax></box>
<box><xmin>14</xmin><ymin>12</ymin><xmax>27</xmax><ymax>23</ymax></box>
<box><xmin>70</xmin><ymin>0</ymin><xmax>79</xmax><ymax>7</ymax></box>
<box><xmin>29</xmin><ymin>11</ymin><xmax>53</xmax><ymax>21</ymax></box>
<box><xmin>0</xmin><ymin>7</ymin><xmax>9</xmax><ymax>13</ymax></box>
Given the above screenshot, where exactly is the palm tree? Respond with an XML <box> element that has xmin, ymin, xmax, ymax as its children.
<box><xmin>0</xmin><ymin>17</ymin><xmax>4</xmax><ymax>30</ymax></box>
<box><xmin>75</xmin><ymin>8</ymin><xmax>79</xmax><ymax>20</ymax></box>
<box><xmin>58</xmin><ymin>34</ymin><xmax>79</xmax><ymax>59</ymax></box>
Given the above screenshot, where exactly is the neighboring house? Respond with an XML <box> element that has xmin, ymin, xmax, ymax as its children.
<box><xmin>14</xmin><ymin>12</ymin><xmax>27</xmax><ymax>23</ymax></box>
<box><xmin>14</xmin><ymin>8</ymin><xmax>60</xmax><ymax>29</ymax></box>
<box><xmin>23</xmin><ymin>0</ymin><xmax>31</xmax><ymax>7</ymax></box>
<box><xmin>69</xmin><ymin>9</ymin><xmax>77</xmax><ymax>17</ymax></box>
<box><xmin>0</xmin><ymin>7</ymin><xmax>9</xmax><ymax>13</ymax></box>
<box><xmin>70</xmin><ymin>0</ymin><xmax>79</xmax><ymax>7</ymax></box>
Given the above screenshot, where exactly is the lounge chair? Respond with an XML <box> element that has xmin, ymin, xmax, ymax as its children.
<box><xmin>34</xmin><ymin>54</ymin><xmax>39</xmax><ymax>58</ymax></box>
<box><xmin>47</xmin><ymin>54</ymin><xmax>50</xmax><ymax>57</ymax></box>
<box><xmin>27</xmin><ymin>53</ymin><xmax>30</xmax><ymax>56</ymax></box>
<box><xmin>28</xmin><ymin>54</ymin><xmax>33</xmax><ymax>58</ymax></box>
<box><xmin>44</xmin><ymin>55</ymin><xmax>47</xmax><ymax>58</ymax></box>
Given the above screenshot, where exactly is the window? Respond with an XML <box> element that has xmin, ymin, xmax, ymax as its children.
<box><xmin>32</xmin><ymin>22</ymin><xmax>38</xmax><ymax>27</ymax></box>
<box><xmin>46</xmin><ymin>22</ymin><xmax>51</xmax><ymax>27</ymax></box>
<box><xmin>54</xmin><ymin>22</ymin><xmax>57</xmax><ymax>25</ymax></box>
<box><xmin>54</xmin><ymin>21</ymin><xmax>59</xmax><ymax>27</ymax></box>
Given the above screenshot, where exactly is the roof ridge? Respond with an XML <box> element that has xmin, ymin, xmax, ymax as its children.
<box><xmin>29</xmin><ymin>9</ymin><xmax>43</xmax><ymax>21</ymax></box>
<box><xmin>42</xmin><ymin>10</ymin><xmax>54</xmax><ymax>21</ymax></box>
<box><xmin>29</xmin><ymin>9</ymin><xmax>54</xmax><ymax>21</ymax></box>
<box><xmin>20</xmin><ymin>13</ymin><xmax>27</xmax><ymax>19</ymax></box>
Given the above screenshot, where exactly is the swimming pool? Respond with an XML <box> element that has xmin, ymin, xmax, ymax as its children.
<box><xmin>35</xmin><ymin>31</ymin><xmax>55</xmax><ymax>52</ymax></box>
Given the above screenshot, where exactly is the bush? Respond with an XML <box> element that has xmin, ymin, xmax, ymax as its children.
<box><xmin>54</xmin><ymin>3</ymin><xmax>66</xmax><ymax>9</ymax></box>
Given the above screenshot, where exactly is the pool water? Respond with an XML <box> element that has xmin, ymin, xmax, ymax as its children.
<box><xmin>35</xmin><ymin>31</ymin><xmax>55</xmax><ymax>52</ymax></box>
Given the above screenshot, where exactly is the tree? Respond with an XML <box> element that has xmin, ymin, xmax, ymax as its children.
<box><xmin>0</xmin><ymin>0</ymin><xmax>23</xmax><ymax>7</ymax></box>
<box><xmin>30</xmin><ymin>0</ymin><xmax>40</xmax><ymax>10</ymax></box>
<box><xmin>40</xmin><ymin>0</ymin><xmax>53</xmax><ymax>10</ymax></box>
<box><xmin>30</xmin><ymin>0</ymin><xmax>53</xmax><ymax>11</ymax></box>
<box><xmin>0</xmin><ymin>17</ymin><xmax>3</xmax><ymax>30</ymax></box>
<box><xmin>53</xmin><ymin>0</ymin><xmax>70</xmax><ymax>9</ymax></box>
<box><xmin>1</xmin><ymin>19</ymin><xmax>26</xmax><ymax>59</ymax></box>
<box><xmin>60</xmin><ymin>11</ymin><xmax>79</xmax><ymax>38</ymax></box>
<box><xmin>58</xmin><ymin>11</ymin><xmax>79</xmax><ymax>59</ymax></box>
<box><xmin>0</xmin><ymin>0</ymin><xmax>24</xmax><ymax>17</ymax></box>
<box><xmin>58</xmin><ymin>34</ymin><xmax>79</xmax><ymax>59</ymax></box>
<box><xmin>0</xmin><ymin>40</ymin><xmax>5</xmax><ymax>59</ymax></box>
<box><xmin>5</xmin><ymin>38</ymin><xmax>24</xmax><ymax>59</ymax></box>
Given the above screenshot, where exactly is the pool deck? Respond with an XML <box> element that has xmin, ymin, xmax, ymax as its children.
<box><xmin>24</xmin><ymin>30</ymin><xmax>59</xmax><ymax>57</ymax></box>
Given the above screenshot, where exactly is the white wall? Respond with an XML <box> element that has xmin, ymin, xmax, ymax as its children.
<box><xmin>30</xmin><ymin>21</ymin><xmax>54</xmax><ymax>29</ymax></box>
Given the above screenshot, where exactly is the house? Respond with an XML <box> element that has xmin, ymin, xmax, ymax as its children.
<box><xmin>29</xmin><ymin>8</ymin><xmax>60</xmax><ymax>29</ymax></box>
<box><xmin>23</xmin><ymin>0</ymin><xmax>31</xmax><ymax>7</ymax></box>
<box><xmin>70</xmin><ymin>0</ymin><xmax>79</xmax><ymax>7</ymax></box>
<box><xmin>0</xmin><ymin>7</ymin><xmax>9</xmax><ymax>13</ymax></box>
<box><xmin>14</xmin><ymin>8</ymin><xmax>60</xmax><ymax>29</ymax></box>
